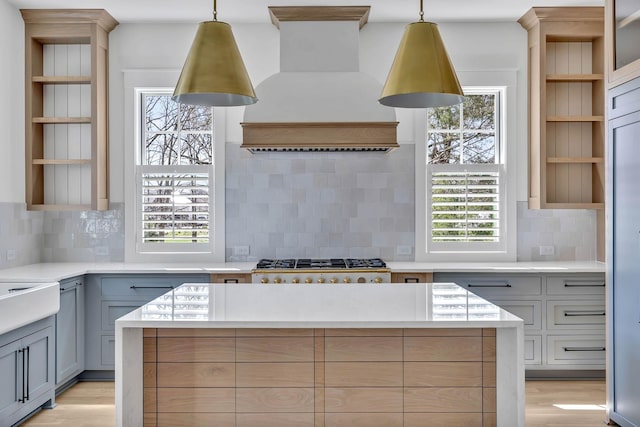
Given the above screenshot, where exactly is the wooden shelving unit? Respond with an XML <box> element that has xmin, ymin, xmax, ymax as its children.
<box><xmin>519</xmin><ymin>7</ymin><xmax>605</xmax><ymax>210</ymax></box>
<box><xmin>22</xmin><ymin>9</ymin><xmax>118</xmax><ymax>211</ymax></box>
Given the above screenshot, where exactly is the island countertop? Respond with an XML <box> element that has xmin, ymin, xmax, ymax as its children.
<box><xmin>116</xmin><ymin>282</ymin><xmax>523</xmax><ymax>329</ymax></box>
<box><xmin>115</xmin><ymin>283</ymin><xmax>525</xmax><ymax>427</ymax></box>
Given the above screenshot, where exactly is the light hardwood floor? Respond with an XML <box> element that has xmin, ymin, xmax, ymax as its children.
<box><xmin>22</xmin><ymin>380</ymin><xmax>610</xmax><ymax>426</ymax></box>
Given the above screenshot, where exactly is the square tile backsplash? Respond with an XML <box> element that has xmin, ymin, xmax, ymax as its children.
<box><xmin>225</xmin><ymin>145</ymin><xmax>415</xmax><ymax>261</ymax></box>
<box><xmin>0</xmin><ymin>148</ymin><xmax>599</xmax><ymax>265</ymax></box>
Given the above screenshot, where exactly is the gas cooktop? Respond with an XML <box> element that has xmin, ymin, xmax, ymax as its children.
<box><xmin>255</xmin><ymin>258</ymin><xmax>387</xmax><ymax>270</ymax></box>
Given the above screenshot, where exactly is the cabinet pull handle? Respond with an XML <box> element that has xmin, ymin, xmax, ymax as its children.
<box><xmin>404</xmin><ymin>278</ymin><xmax>420</xmax><ymax>283</ymax></box>
<box><xmin>467</xmin><ymin>283</ymin><xmax>511</xmax><ymax>288</ymax></box>
<box><xmin>18</xmin><ymin>349</ymin><xmax>25</xmax><ymax>403</ymax></box>
<box><xmin>564</xmin><ymin>282</ymin><xmax>605</xmax><ymax>287</ymax></box>
<box><xmin>564</xmin><ymin>311</ymin><xmax>606</xmax><ymax>317</ymax></box>
<box><xmin>25</xmin><ymin>346</ymin><xmax>30</xmax><ymax>401</ymax></box>
<box><xmin>563</xmin><ymin>347</ymin><xmax>606</xmax><ymax>352</ymax></box>
<box><xmin>223</xmin><ymin>278</ymin><xmax>239</xmax><ymax>283</ymax></box>
<box><xmin>129</xmin><ymin>286</ymin><xmax>174</xmax><ymax>290</ymax></box>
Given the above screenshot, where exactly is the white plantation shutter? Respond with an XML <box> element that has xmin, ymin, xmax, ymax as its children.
<box><xmin>137</xmin><ymin>165</ymin><xmax>213</xmax><ymax>253</ymax></box>
<box><xmin>427</xmin><ymin>164</ymin><xmax>504</xmax><ymax>251</ymax></box>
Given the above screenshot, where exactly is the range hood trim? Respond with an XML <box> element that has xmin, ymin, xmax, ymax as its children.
<box><xmin>268</xmin><ymin>6</ymin><xmax>371</xmax><ymax>29</ymax></box>
<box><xmin>240</xmin><ymin>121</ymin><xmax>399</xmax><ymax>153</ymax></box>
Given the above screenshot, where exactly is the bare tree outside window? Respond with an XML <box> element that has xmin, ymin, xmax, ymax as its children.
<box><xmin>427</xmin><ymin>92</ymin><xmax>501</xmax><ymax>244</ymax></box>
<box><xmin>141</xmin><ymin>94</ymin><xmax>213</xmax><ymax>245</ymax></box>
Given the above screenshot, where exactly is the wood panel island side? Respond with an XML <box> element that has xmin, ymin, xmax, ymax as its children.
<box><xmin>115</xmin><ymin>283</ymin><xmax>525</xmax><ymax>427</ymax></box>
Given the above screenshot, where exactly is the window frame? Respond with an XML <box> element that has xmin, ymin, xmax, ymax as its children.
<box><xmin>123</xmin><ymin>70</ymin><xmax>226</xmax><ymax>262</ymax></box>
<box><xmin>415</xmin><ymin>71</ymin><xmax>517</xmax><ymax>262</ymax></box>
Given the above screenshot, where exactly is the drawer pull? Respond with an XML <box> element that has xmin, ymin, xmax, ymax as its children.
<box><xmin>404</xmin><ymin>278</ymin><xmax>420</xmax><ymax>283</ymax></box>
<box><xmin>563</xmin><ymin>347</ymin><xmax>606</xmax><ymax>352</ymax></box>
<box><xmin>564</xmin><ymin>311</ymin><xmax>605</xmax><ymax>317</ymax></box>
<box><xmin>129</xmin><ymin>285</ymin><xmax>175</xmax><ymax>290</ymax></box>
<box><xmin>467</xmin><ymin>283</ymin><xmax>511</xmax><ymax>288</ymax></box>
<box><xmin>564</xmin><ymin>282</ymin><xmax>605</xmax><ymax>287</ymax></box>
<box><xmin>223</xmin><ymin>278</ymin><xmax>239</xmax><ymax>283</ymax></box>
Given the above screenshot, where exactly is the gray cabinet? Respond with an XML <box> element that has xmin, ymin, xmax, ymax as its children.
<box><xmin>84</xmin><ymin>274</ymin><xmax>209</xmax><ymax>373</ymax></box>
<box><xmin>607</xmin><ymin>76</ymin><xmax>640</xmax><ymax>427</ymax></box>
<box><xmin>55</xmin><ymin>276</ymin><xmax>84</xmax><ymax>389</ymax></box>
<box><xmin>0</xmin><ymin>317</ymin><xmax>55</xmax><ymax>427</ymax></box>
<box><xmin>434</xmin><ymin>272</ymin><xmax>605</xmax><ymax>375</ymax></box>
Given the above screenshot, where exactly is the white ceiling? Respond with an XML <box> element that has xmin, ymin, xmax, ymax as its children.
<box><xmin>6</xmin><ymin>0</ymin><xmax>604</xmax><ymax>24</ymax></box>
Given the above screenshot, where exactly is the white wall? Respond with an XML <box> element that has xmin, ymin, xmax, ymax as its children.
<box><xmin>109</xmin><ymin>20</ymin><xmax>528</xmax><ymax>203</ymax></box>
<box><xmin>0</xmin><ymin>0</ymin><xmax>25</xmax><ymax>203</ymax></box>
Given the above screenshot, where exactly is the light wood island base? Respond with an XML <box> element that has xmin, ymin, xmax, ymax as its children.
<box><xmin>141</xmin><ymin>327</ymin><xmax>497</xmax><ymax>427</ymax></box>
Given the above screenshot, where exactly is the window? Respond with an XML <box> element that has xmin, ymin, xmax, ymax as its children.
<box><xmin>137</xmin><ymin>92</ymin><xmax>214</xmax><ymax>254</ymax></box>
<box><xmin>123</xmin><ymin>71</ymin><xmax>225</xmax><ymax>262</ymax></box>
<box><xmin>426</xmin><ymin>88</ymin><xmax>506</xmax><ymax>253</ymax></box>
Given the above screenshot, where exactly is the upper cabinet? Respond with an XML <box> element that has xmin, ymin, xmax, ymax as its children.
<box><xmin>606</xmin><ymin>0</ymin><xmax>640</xmax><ymax>87</ymax></box>
<box><xmin>21</xmin><ymin>10</ymin><xmax>118</xmax><ymax>211</ymax></box>
<box><xmin>519</xmin><ymin>8</ymin><xmax>605</xmax><ymax>210</ymax></box>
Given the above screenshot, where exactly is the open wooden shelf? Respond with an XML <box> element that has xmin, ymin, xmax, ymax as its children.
<box><xmin>32</xmin><ymin>117</ymin><xmax>91</xmax><ymax>124</ymax></box>
<box><xmin>546</xmin><ymin>73</ymin><xmax>604</xmax><ymax>81</ymax></box>
<box><xmin>22</xmin><ymin>9</ymin><xmax>117</xmax><ymax>211</ymax></box>
<box><xmin>547</xmin><ymin>115</ymin><xmax>604</xmax><ymax>122</ymax></box>
<box><xmin>32</xmin><ymin>159</ymin><xmax>91</xmax><ymax>165</ymax></box>
<box><xmin>32</xmin><ymin>75</ymin><xmax>91</xmax><ymax>84</ymax></box>
<box><xmin>519</xmin><ymin>7</ymin><xmax>605</xmax><ymax>210</ymax></box>
<box><xmin>547</xmin><ymin>157</ymin><xmax>604</xmax><ymax>164</ymax></box>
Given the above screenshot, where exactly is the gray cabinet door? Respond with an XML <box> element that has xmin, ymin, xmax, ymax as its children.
<box><xmin>0</xmin><ymin>321</ymin><xmax>55</xmax><ymax>427</ymax></box>
<box><xmin>56</xmin><ymin>277</ymin><xmax>84</xmax><ymax>386</ymax></box>
<box><xmin>610</xmin><ymin>106</ymin><xmax>640</xmax><ymax>427</ymax></box>
<box><xmin>0</xmin><ymin>339</ymin><xmax>21</xmax><ymax>424</ymax></box>
<box><xmin>84</xmin><ymin>274</ymin><xmax>209</xmax><ymax>372</ymax></box>
<box><xmin>23</xmin><ymin>326</ymin><xmax>54</xmax><ymax>404</ymax></box>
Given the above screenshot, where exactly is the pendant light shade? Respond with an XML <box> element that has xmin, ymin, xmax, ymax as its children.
<box><xmin>379</xmin><ymin>19</ymin><xmax>464</xmax><ymax>108</ymax></box>
<box><xmin>173</xmin><ymin>18</ymin><xmax>257</xmax><ymax>106</ymax></box>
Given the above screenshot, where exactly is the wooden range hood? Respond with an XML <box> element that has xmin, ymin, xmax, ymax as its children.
<box><xmin>241</xmin><ymin>6</ymin><xmax>399</xmax><ymax>153</ymax></box>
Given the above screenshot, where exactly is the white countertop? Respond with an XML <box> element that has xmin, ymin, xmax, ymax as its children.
<box><xmin>0</xmin><ymin>260</ymin><xmax>605</xmax><ymax>283</ymax></box>
<box><xmin>389</xmin><ymin>260</ymin><xmax>606</xmax><ymax>273</ymax></box>
<box><xmin>116</xmin><ymin>282</ymin><xmax>523</xmax><ymax>329</ymax></box>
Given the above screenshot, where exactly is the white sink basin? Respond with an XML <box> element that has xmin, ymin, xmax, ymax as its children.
<box><xmin>0</xmin><ymin>282</ymin><xmax>60</xmax><ymax>336</ymax></box>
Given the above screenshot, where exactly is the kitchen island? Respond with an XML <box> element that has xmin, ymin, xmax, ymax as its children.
<box><xmin>115</xmin><ymin>282</ymin><xmax>524</xmax><ymax>427</ymax></box>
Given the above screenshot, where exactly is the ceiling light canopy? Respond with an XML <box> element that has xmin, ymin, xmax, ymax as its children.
<box><xmin>172</xmin><ymin>0</ymin><xmax>257</xmax><ymax>107</ymax></box>
<box><xmin>379</xmin><ymin>0</ymin><xmax>464</xmax><ymax>108</ymax></box>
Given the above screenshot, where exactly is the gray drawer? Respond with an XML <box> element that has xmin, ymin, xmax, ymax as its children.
<box><xmin>101</xmin><ymin>300</ymin><xmax>150</xmax><ymax>332</ymax></box>
<box><xmin>435</xmin><ymin>274</ymin><xmax>542</xmax><ymax>297</ymax></box>
<box><xmin>100</xmin><ymin>274</ymin><xmax>208</xmax><ymax>298</ymax></box>
<box><xmin>546</xmin><ymin>301</ymin><xmax>606</xmax><ymax>330</ymax></box>
<box><xmin>546</xmin><ymin>275</ymin><xmax>605</xmax><ymax>296</ymax></box>
<box><xmin>493</xmin><ymin>300</ymin><xmax>542</xmax><ymax>330</ymax></box>
<box><xmin>101</xmin><ymin>335</ymin><xmax>116</xmax><ymax>366</ymax></box>
<box><xmin>547</xmin><ymin>335</ymin><xmax>606</xmax><ymax>366</ymax></box>
<box><xmin>525</xmin><ymin>335</ymin><xmax>542</xmax><ymax>365</ymax></box>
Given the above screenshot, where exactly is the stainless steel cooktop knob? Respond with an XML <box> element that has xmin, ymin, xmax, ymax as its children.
<box><xmin>317</xmin><ymin>277</ymin><xmax>326</xmax><ymax>283</ymax></box>
<box><xmin>273</xmin><ymin>277</ymin><xmax>282</xmax><ymax>284</ymax></box>
<box><xmin>330</xmin><ymin>277</ymin><xmax>338</xmax><ymax>284</ymax></box>
<box><xmin>305</xmin><ymin>278</ymin><xmax>313</xmax><ymax>284</ymax></box>
<box><xmin>260</xmin><ymin>277</ymin><xmax>269</xmax><ymax>284</ymax></box>
<box><xmin>374</xmin><ymin>277</ymin><xmax>383</xmax><ymax>284</ymax></box>
<box><xmin>343</xmin><ymin>277</ymin><xmax>351</xmax><ymax>283</ymax></box>
<box><xmin>292</xmin><ymin>278</ymin><xmax>300</xmax><ymax>284</ymax></box>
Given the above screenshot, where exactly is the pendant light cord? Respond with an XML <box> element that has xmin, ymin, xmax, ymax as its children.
<box><xmin>213</xmin><ymin>0</ymin><xmax>217</xmax><ymax>21</ymax></box>
<box><xmin>419</xmin><ymin>0</ymin><xmax>424</xmax><ymax>21</ymax></box>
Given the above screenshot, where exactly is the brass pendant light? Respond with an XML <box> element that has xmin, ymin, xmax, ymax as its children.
<box><xmin>172</xmin><ymin>0</ymin><xmax>257</xmax><ymax>106</ymax></box>
<box><xmin>379</xmin><ymin>0</ymin><xmax>464</xmax><ymax>108</ymax></box>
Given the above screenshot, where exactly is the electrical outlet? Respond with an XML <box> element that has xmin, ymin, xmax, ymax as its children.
<box><xmin>396</xmin><ymin>246</ymin><xmax>412</xmax><ymax>256</ymax></box>
<box><xmin>6</xmin><ymin>249</ymin><xmax>16</xmax><ymax>261</ymax></box>
<box><xmin>539</xmin><ymin>245</ymin><xmax>555</xmax><ymax>256</ymax></box>
<box><xmin>234</xmin><ymin>246</ymin><xmax>250</xmax><ymax>256</ymax></box>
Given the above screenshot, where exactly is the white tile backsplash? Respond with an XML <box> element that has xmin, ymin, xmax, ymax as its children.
<box><xmin>2</xmin><ymin>148</ymin><xmax>597</xmax><ymax>264</ymax></box>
